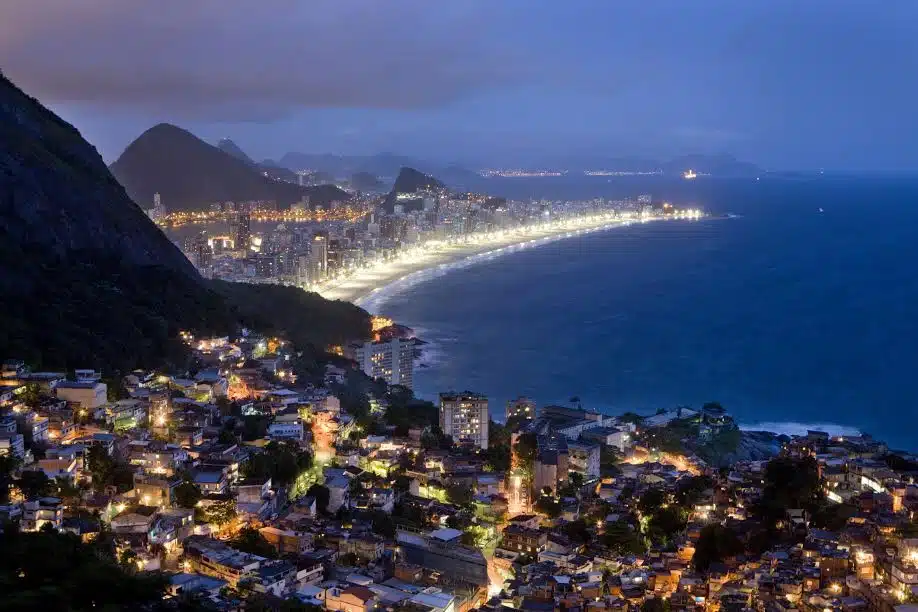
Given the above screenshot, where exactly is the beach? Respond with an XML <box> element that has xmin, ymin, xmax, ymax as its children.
<box><xmin>317</xmin><ymin>213</ymin><xmax>682</xmax><ymax>310</ymax></box>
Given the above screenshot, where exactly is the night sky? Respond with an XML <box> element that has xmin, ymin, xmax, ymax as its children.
<box><xmin>2</xmin><ymin>0</ymin><xmax>916</xmax><ymax>171</ymax></box>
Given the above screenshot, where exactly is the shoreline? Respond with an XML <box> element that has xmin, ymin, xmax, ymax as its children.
<box><xmin>319</xmin><ymin>214</ymin><xmax>701</xmax><ymax>311</ymax></box>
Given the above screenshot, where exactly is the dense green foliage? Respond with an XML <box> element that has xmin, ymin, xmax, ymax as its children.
<box><xmin>754</xmin><ymin>455</ymin><xmax>824</xmax><ymax>525</ymax></box>
<box><xmin>211</xmin><ymin>280</ymin><xmax>371</xmax><ymax>351</ymax></box>
<box><xmin>0</xmin><ymin>73</ymin><xmax>369</xmax><ymax>374</ymax></box>
<box><xmin>692</xmin><ymin>524</ymin><xmax>744</xmax><ymax>572</ymax></box>
<box><xmin>0</xmin><ymin>528</ymin><xmax>168</xmax><ymax>610</ymax></box>
<box><xmin>600</xmin><ymin>520</ymin><xmax>646</xmax><ymax>555</ymax></box>
<box><xmin>0</xmin><ymin>253</ymin><xmax>236</xmax><ymax>372</ymax></box>
<box><xmin>87</xmin><ymin>446</ymin><xmax>135</xmax><ymax>494</ymax></box>
<box><xmin>231</xmin><ymin>526</ymin><xmax>277</xmax><ymax>559</ymax></box>
<box><xmin>243</xmin><ymin>441</ymin><xmax>313</xmax><ymax>488</ymax></box>
<box><xmin>174</xmin><ymin>480</ymin><xmax>203</xmax><ymax>509</ymax></box>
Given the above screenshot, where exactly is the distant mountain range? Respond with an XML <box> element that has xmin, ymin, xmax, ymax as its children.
<box><xmin>110</xmin><ymin>125</ymin><xmax>349</xmax><ymax>211</ymax></box>
<box><xmin>567</xmin><ymin>153</ymin><xmax>761</xmax><ymax>177</ymax></box>
<box><xmin>271</xmin><ymin>151</ymin><xmax>762</xmax><ymax>182</ymax></box>
<box><xmin>274</xmin><ymin>151</ymin><xmax>479</xmax><ymax>185</ymax></box>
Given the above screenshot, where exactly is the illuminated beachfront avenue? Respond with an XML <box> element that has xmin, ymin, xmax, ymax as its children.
<box><xmin>169</xmin><ymin>184</ymin><xmax>703</xmax><ymax>308</ymax></box>
<box><xmin>323</xmin><ymin>208</ymin><xmax>703</xmax><ymax>306</ymax></box>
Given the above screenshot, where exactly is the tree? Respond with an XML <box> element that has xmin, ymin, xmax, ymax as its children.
<box><xmin>600</xmin><ymin>445</ymin><xmax>621</xmax><ymax>476</ymax></box>
<box><xmin>647</xmin><ymin>506</ymin><xmax>688</xmax><ymax>545</ymax></box>
<box><xmin>231</xmin><ymin>526</ymin><xmax>277</xmax><ymax>558</ymax></box>
<box><xmin>692</xmin><ymin>524</ymin><xmax>744</xmax><ymax>572</ymax></box>
<box><xmin>215</xmin><ymin>396</ymin><xmax>235</xmax><ymax>419</ymax></box>
<box><xmin>338</xmin><ymin>552</ymin><xmax>358</xmax><ymax>566</ymax></box>
<box><xmin>534</xmin><ymin>492</ymin><xmax>562</xmax><ymax>519</ymax></box>
<box><xmin>392</xmin><ymin>475</ymin><xmax>411</xmax><ymax>495</ymax></box>
<box><xmin>174</xmin><ymin>481</ymin><xmax>203</xmax><ymax>509</ymax></box>
<box><xmin>198</xmin><ymin>499</ymin><xmax>237</xmax><ymax>526</ymax></box>
<box><xmin>371</xmin><ymin>511</ymin><xmax>396</xmax><ymax>539</ymax></box>
<box><xmin>638</xmin><ymin>489</ymin><xmax>667</xmax><ymax>515</ymax></box>
<box><xmin>217</xmin><ymin>427</ymin><xmax>238</xmax><ymax>445</ymax></box>
<box><xmin>675</xmin><ymin>475</ymin><xmax>714</xmax><ymax>507</ymax></box>
<box><xmin>562</xmin><ymin>518</ymin><xmax>591</xmax><ymax>544</ymax></box>
<box><xmin>618</xmin><ymin>412</ymin><xmax>644</xmax><ymax>426</ymax></box>
<box><xmin>244</xmin><ymin>441</ymin><xmax>312</xmax><ymax>488</ymax></box>
<box><xmin>0</xmin><ymin>528</ymin><xmax>168</xmax><ymax>609</ymax></box>
<box><xmin>421</xmin><ymin>426</ymin><xmax>452</xmax><ymax>450</ymax></box>
<box><xmin>306</xmin><ymin>484</ymin><xmax>330</xmax><ymax>513</ymax></box>
<box><xmin>446</xmin><ymin>483</ymin><xmax>474</xmax><ymax>508</ymax></box>
<box><xmin>754</xmin><ymin>455</ymin><xmax>824</xmax><ymax>527</ymax></box>
<box><xmin>600</xmin><ymin>520</ymin><xmax>645</xmax><ymax>555</ymax></box>
<box><xmin>19</xmin><ymin>383</ymin><xmax>41</xmax><ymax>407</ymax></box>
<box><xmin>640</xmin><ymin>598</ymin><xmax>670</xmax><ymax>612</ymax></box>
<box><xmin>0</xmin><ymin>455</ymin><xmax>18</xmax><ymax>504</ymax></box>
<box><xmin>17</xmin><ymin>470</ymin><xmax>54</xmax><ymax>499</ymax></box>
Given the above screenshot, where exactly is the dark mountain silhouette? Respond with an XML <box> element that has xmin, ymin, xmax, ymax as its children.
<box><xmin>382</xmin><ymin>167</ymin><xmax>446</xmax><ymax>213</ymax></box>
<box><xmin>110</xmin><ymin>124</ymin><xmax>348</xmax><ymax>211</ymax></box>
<box><xmin>217</xmin><ymin>138</ymin><xmax>255</xmax><ymax>165</ymax></box>
<box><xmin>391</xmin><ymin>167</ymin><xmax>444</xmax><ymax>194</ymax></box>
<box><xmin>258</xmin><ymin>159</ymin><xmax>299</xmax><ymax>184</ymax></box>
<box><xmin>0</xmin><ymin>74</ymin><xmax>368</xmax><ymax>372</ymax></box>
<box><xmin>275</xmin><ymin>151</ymin><xmax>477</xmax><ymax>185</ymax></box>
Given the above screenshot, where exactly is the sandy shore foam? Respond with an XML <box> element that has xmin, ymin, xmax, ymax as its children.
<box><xmin>318</xmin><ymin>216</ymin><xmax>663</xmax><ymax>311</ymax></box>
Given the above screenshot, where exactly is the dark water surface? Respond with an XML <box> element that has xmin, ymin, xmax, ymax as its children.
<box><xmin>381</xmin><ymin>176</ymin><xmax>918</xmax><ymax>449</ymax></box>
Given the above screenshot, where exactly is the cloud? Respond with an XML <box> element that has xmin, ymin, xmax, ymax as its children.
<box><xmin>0</xmin><ymin>0</ymin><xmax>524</xmax><ymax>120</ymax></box>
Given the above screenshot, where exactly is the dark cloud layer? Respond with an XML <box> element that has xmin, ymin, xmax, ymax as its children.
<box><xmin>4</xmin><ymin>0</ymin><xmax>918</xmax><ymax>169</ymax></box>
<box><xmin>1</xmin><ymin>0</ymin><xmax>522</xmax><ymax>120</ymax></box>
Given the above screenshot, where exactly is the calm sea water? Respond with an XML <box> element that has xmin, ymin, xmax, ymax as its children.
<box><xmin>380</xmin><ymin>175</ymin><xmax>918</xmax><ymax>449</ymax></box>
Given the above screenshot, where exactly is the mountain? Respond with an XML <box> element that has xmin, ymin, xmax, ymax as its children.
<box><xmin>661</xmin><ymin>154</ymin><xmax>761</xmax><ymax>177</ymax></box>
<box><xmin>350</xmin><ymin>171</ymin><xmax>383</xmax><ymax>191</ymax></box>
<box><xmin>391</xmin><ymin>167</ymin><xmax>444</xmax><ymax>194</ymax></box>
<box><xmin>217</xmin><ymin>138</ymin><xmax>255</xmax><ymax>165</ymax></box>
<box><xmin>275</xmin><ymin>152</ymin><xmax>477</xmax><ymax>185</ymax></box>
<box><xmin>382</xmin><ymin>167</ymin><xmax>446</xmax><ymax>213</ymax></box>
<box><xmin>258</xmin><ymin>159</ymin><xmax>300</xmax><ymax>184</ymax></box>
<box><xmin>0</xmin><ymin>74</ymin><xmax>369</xmax><ymax>372</ymax></box>
<box><xmin>110</xmin><ymin>124</ymin><xmax>349</xmax><ymax>211</ymax></box>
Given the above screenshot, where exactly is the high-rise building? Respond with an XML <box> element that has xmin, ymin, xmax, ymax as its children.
<box><xmin>506</xmin><ymin>397</ymin><xmax>536</xmax><ymax>428</ymax></box>
<box><xmin>230</xmin><ymin>212</ymin><xmax>251</xmax><ymax>252</ymax></box>
<box><xmin>147</xmin><ymin>192</ymin><xmax>166</xmax><ymax>221</ymax></box>
<box><xmin>252</xmin><ymin>253</ymin><xmax>277</xmax><ymax>278</ymax></box>
<box><xmin>309</xmin><ymin>234</ymin><xmax>328</xmax><ymax>281</ymax></box>
<box><xmin>353</xmin><ymin>338</ymin><xmax>414</xmax><ymax>388</ymax></box>
<box><xmin>439</xmin><ymin>392</ymin><xmax>489</xmax><ymax>450</ymax></box>
<box><xmin>190</xmin><ymin>231</ymin><xmax>213</xmax><ymax>276</ymax></box>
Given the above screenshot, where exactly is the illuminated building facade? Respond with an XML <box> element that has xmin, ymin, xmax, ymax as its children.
<box><xmin>230</xmin><ymin>212</ymin><xmax>251</xmax><ymax>252</ymax></box>
<box><xmin>439</xmin><ymin>392</ymin><xmax>489</xmax><ymax>450</ymax></box>
<box><xmin>353</xmin><ymin>338</ymin><xmax>414</xmax><ymax>388</ymax></box>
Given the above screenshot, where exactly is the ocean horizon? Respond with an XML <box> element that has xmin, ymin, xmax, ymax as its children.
<box><xmin>375</xmin><ymin>175</ymin><xmax>918</xmax><ymax>450</ymax></box>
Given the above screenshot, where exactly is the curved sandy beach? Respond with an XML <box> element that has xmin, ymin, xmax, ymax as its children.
<box><xmin>317</xmin><ymin>213</ymin><xmax>685</xmax><ymax>312</ymax></box>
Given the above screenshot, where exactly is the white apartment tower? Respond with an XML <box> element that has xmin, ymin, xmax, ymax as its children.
<box><xmin>440</xmin><ymin>392</ymin><xmax>489</xmax><ymax>450</ymax></box>
<box><xmin>353</xmin><ymin>338</ymin><xmax>414</xmax><ymax>388</ymax></box>
<box><xmin>310</xmin><ymin>235</ymin><xmax>328</xmax><ymax>281</ymax></box>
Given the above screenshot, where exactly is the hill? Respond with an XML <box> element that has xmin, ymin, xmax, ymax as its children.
<box><xmin>217</xmin><ymin>138</ymin><xmax>255</xmax><ymax>165</ymax></box>
<box><xmin>391</xmin><ymin>166</ymin><xmax>445</xmax><ymax>194</ymax></box>
<box><xmin>381</xmin><ymin>167</ymin><xmax>445</xmax><ymax>213</ymax></box>
<box><xmin>0</xmin><ymin>73</ymin><xmax>369</xmax><ymax>372</ymax></box>
<box><xmin>110</xmin><ymin>124</ymin><xmax>349</xmax><ymax>211</ymax></box>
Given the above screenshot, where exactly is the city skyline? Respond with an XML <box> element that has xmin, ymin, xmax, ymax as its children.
<box><xmin>3</xmin><ymin>0</ymin><xmax>918</xmax><ymax>171</ymax></box>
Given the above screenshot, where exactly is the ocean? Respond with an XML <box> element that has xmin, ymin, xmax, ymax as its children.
<box><xmin>377</xmin><ymin>175</ymin><xmax>918</xmax><ymax>450</ymax></box>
